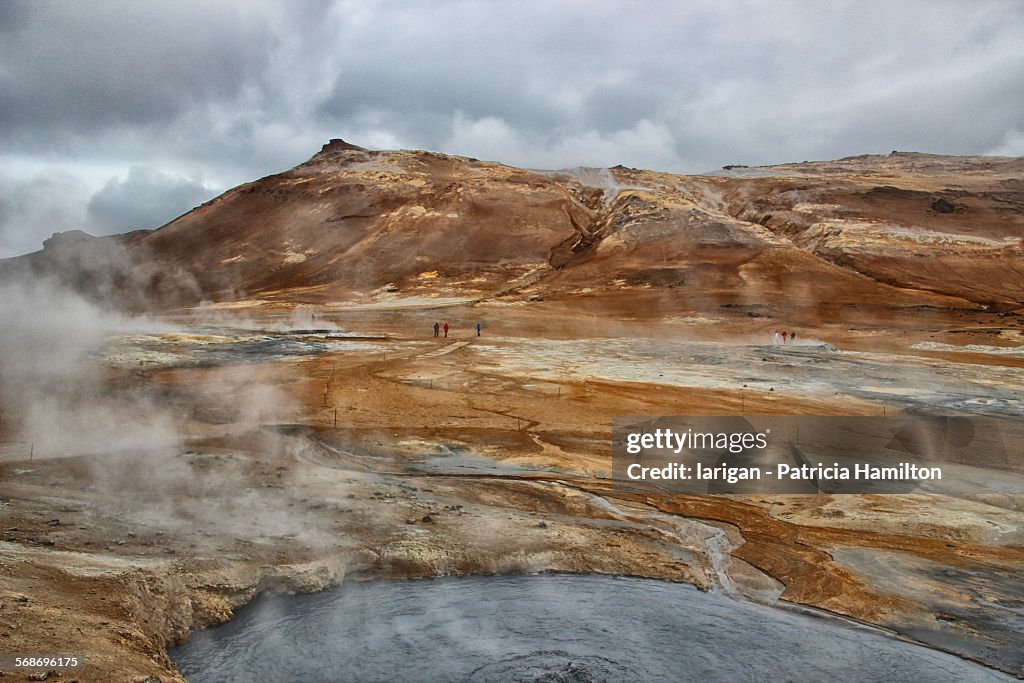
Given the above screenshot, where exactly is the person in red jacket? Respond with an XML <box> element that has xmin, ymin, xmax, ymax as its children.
<box><xmin>781</xmin><ymin>331</ymin><xmax>788</xmax><ymax>344</ymax></box>
<box><xmin>443</xmin><ymin>322</ymin><xmax>449</xmax><ymax>338</ymax></box>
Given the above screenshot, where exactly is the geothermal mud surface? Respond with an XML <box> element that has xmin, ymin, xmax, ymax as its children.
<box><xmin>1</xmin><ymin>302</ymin><xmax>1022</xmax><ymax>681</ymax></box>
<box><xmin>171</xmin><ymin>574</ymin><xmax>1012</xmax><ymax>683</ymax></box>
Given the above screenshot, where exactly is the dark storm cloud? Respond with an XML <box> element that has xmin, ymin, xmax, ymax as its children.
<box><xmin>315</xmin><ymin>0</ymin><xmax>1024</xmax><ymax>168</ymax></box>
<box><xmin>0</xmin><ymin>2</ymin><xmax>274</xmax><ymax>135</ymax></box>
<box><xmin>1</xmin><ymin>0</ymin><xmax>1022</xmax><ymax>255</ymax></box>
<box><xmin>315</xmin><ymin>1</ymin><xmax>708</xmax><ymax>157</ymax></box>
<box><xmin>86</xmin><ymin>167</ymin><xmax>215</xmax><ymax>235</ymax></box>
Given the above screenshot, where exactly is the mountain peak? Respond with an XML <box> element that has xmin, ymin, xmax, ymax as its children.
<box><xmin>317</xmin><ymin>138</ymin><xmax>368</xmax><ymax>155</ymax></box>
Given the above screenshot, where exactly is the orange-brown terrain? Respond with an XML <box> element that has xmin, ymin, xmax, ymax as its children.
<box><xmin>1</xmin><ymin>142</ymin><xmax>1022</xmax><ymax>681</ymax></box>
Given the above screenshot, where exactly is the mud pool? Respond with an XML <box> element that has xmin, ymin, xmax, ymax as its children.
<box><xmin>169</xmin><ymin>574</ymin><xmax>1011</xmax><ymax>682</ymax></box>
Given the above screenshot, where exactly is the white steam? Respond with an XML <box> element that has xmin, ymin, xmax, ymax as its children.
<box><xmin>0</xmin><ymin>277</ymin><xmax>176</xmax><ymax>455</ymax></box>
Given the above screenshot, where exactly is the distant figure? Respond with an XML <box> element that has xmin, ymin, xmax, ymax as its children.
<box><xmin>781</xmin><ymin>331</ymin><xmax>788</xmax><ymax>344</ymax></box>
<box><xmin>443</xmin><ymin>322</ymin><xmax>449</xmax><ymax>338</ymax></box>
<box><xmin>772</xmin><ymin>330</ymin><xmax>780</xmax><ymax>345</ymax></box>
<box><xmin>476</xmin><ymin>321</ymin><xmax>481</xmax><ymax>336</ymax></box>
<box><xmin>790</xmin><ymin>331</ymin><xmax>797</xmax><ymax>343</ymax></box>
<box><xmin>433</xmin><ymin>322</ymin><xmax>440</xmax><ymax>338</ymax></box>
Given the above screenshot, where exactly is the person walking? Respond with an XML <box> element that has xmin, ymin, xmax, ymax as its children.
<box><xmin>781</xmin><ymin>331</ymin><xmax>788</xmax><ymax>344</ymax></box>
<box><xmin>476</xmin><ymin>321</ymin><xmax>481</xmax><ymax>336</ymax></box>
<box><xmin>790</xmin><ymin>331</ymin><xmax>797</xmax><ymax>343</ymax></box>
<box><xmin>433</xmin><ymin>322</ymin><xmax>440</xmax><ymax>338</ymax></box>
<box><xmin>443</xmin><ymin>322</ymin><xmax>449</xmax><ymax>338</ymax></box>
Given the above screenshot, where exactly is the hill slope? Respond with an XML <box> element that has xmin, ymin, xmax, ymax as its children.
<box><xmin>3</xmin><ymin>142</ymin><xmax>1022</xmax><ymax>317</ymax></box>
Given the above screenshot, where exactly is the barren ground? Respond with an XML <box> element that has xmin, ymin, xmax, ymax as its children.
<box><xmin>1</xmin><ymin>299</ymin><xmax>1022</xmax><ymax>682</ymax></box>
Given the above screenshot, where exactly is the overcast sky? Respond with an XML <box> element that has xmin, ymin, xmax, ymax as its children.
<box><xmin>2</xmin><ymin>0</ymin><xmax>1022</xmax><ymax>256</ymax></box>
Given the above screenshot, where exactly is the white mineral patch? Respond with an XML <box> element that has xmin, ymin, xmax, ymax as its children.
<box><xmin>912</xmin><ymin>342</ymin><xmax>1024</xmax><ymax>355</ymax></box>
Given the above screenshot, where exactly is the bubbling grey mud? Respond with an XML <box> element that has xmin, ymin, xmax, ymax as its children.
<box><xmin>170</xmin><ymin>574</ymin><xmax>1010</xmax><ymax>682</ymax></box>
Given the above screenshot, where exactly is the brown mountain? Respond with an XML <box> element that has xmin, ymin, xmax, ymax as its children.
<box><xmin>3</xmin><ymin>141</ymin><xmax>1022</xmax><ymax>317</ymax></box>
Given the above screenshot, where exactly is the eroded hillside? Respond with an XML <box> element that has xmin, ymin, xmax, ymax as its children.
<box><xmin>3</xmin><ymin>142</ymin><xmax>1021</xmax><ymax>319</ymax></box>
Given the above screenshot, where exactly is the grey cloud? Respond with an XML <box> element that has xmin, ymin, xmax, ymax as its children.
<box><xmin>987</xmin><ymin>129</ymin><xmax>1024</xmax><ymax>157</ymax></box>
<box><xmin>314</xmin><ymin>0</ymin><xmax>1024</xmax><ymax>171</ymax></box>
<box><xmin>86</xmin><ymin>166</ymin><xmax>216</xmax><ymax>234</ymax></box>
<box><xmin>1</xmin><ymin>0</ymin><xmax>1022</xmax><ymax>256</ymax></box>
<box><xmin>0</xmin><ymin>165</ymin><xmax>216</xmax><ymax>257</ymax></box>
<box><xmin>829</xmin><ymin>55</ymin><xmax>1024</xmax><ymax>159</ymax></box>
<box><xmin>0</xmin><ymin>171</ymin><xmax>89</xmax><ymax>257</ymax></box>
<box><xmin>0</xmin><ymin>1</ymin><xmax>277</xmax><ymax>136</ymax></box>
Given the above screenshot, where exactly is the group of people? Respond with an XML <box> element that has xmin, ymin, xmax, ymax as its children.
<box><xmin>433</xmin><ymin>321</ymin><xmax>481</xmax><ymax>338</ymax></box>
<box><xmin>772</xmin><ymin>330</ymin><xmax>797</xmax><ymax>344</ymax></box>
